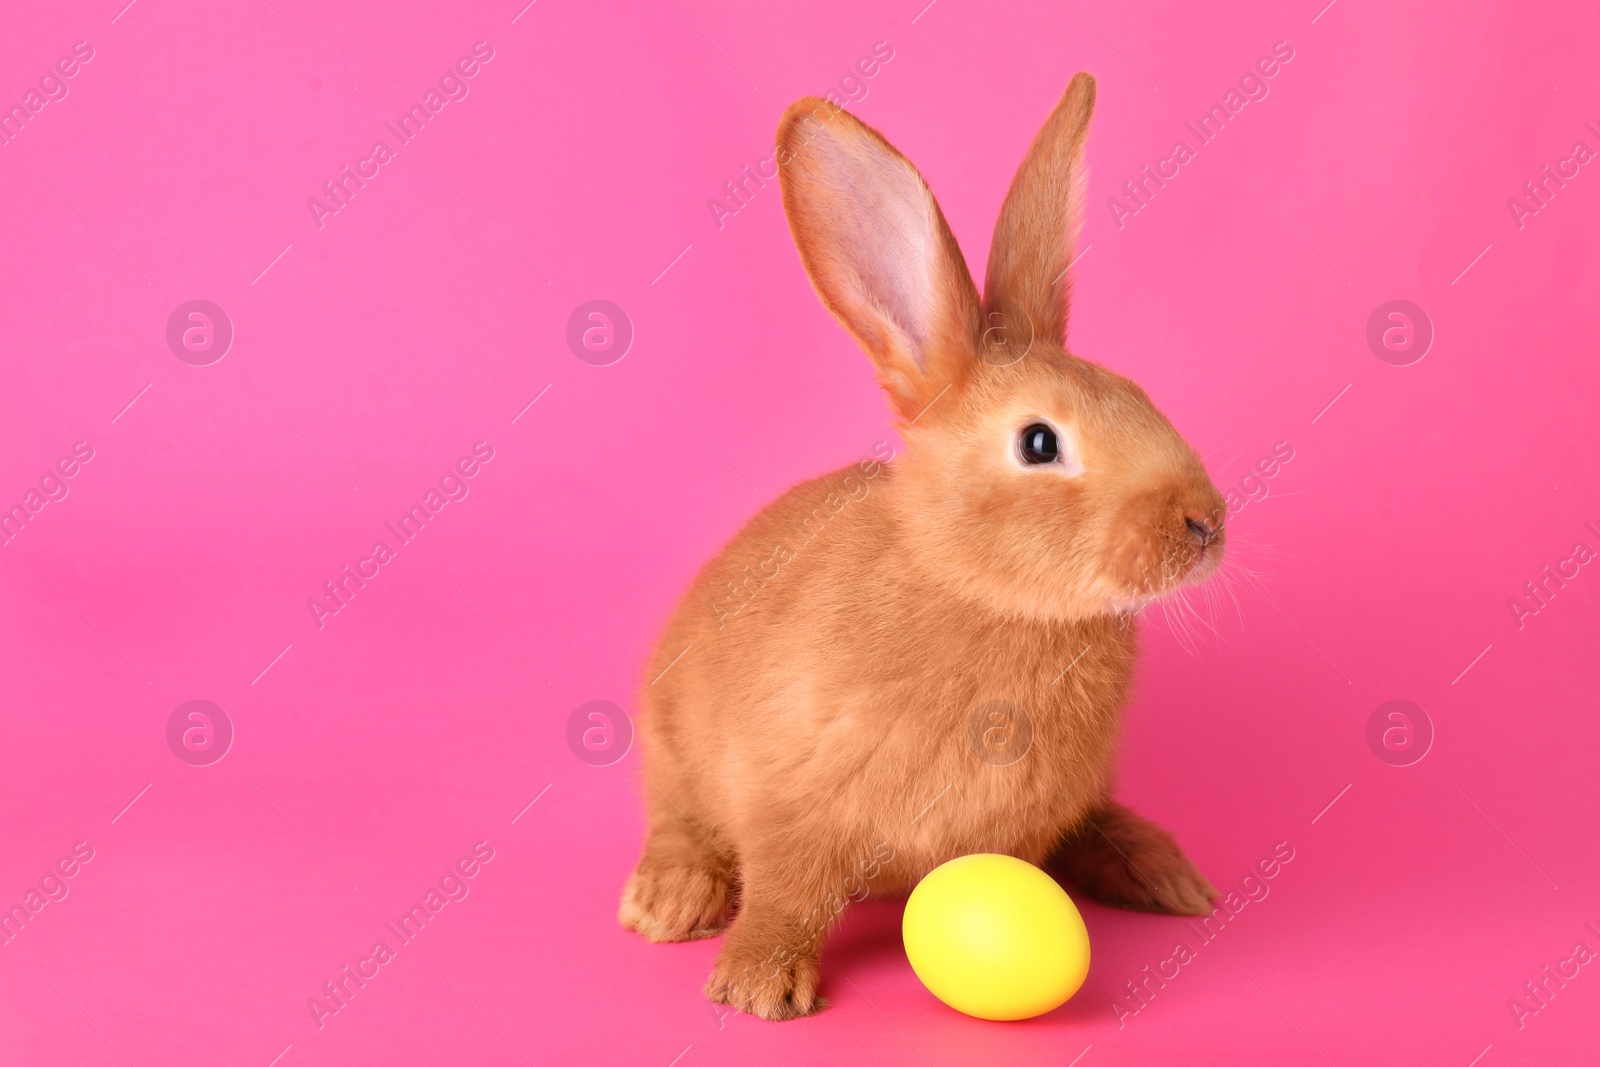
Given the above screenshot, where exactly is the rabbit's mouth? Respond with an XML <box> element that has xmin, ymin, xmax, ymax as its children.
<box><xmin>1186</xmin><ymin>533</ymin><xmax>1225</xmax><ymax>583</ymax></box>
<box><xmin>1104</xmin><ymin>523</ymin><xmax>1225</xmax><ymax>614</ymax></box>
<box><xmin>1167</xmin><ymin>531</ymin><xmax>1225</xmax><ymax>592</ymax></box>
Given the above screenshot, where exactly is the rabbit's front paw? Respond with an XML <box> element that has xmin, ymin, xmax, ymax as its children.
<box><xmin>618</xmin><ymin>858</ymin><xmax>732</xmax><ymax>943</ymax></box>
<box><xmin>704</xmin><ymin>941</ymin><xmax>825</xmax><ymax>1021</ymax></box>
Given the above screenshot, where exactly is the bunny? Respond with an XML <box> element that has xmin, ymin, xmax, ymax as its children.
<box><xmin>620</xmin><ymin>73</ymin><xmax>1226</xmax><ymax>1020</ymax></box>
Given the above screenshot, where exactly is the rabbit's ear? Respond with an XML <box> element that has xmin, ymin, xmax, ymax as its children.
<box><xmin>777</xmin><ymin>99</ymin><xmax>981</xmax><ymax>422</ymax></box>
<box><xmin>983</xmin><ymin>73</ymin><xmax>1096</xmax><ymax>347</ymax></box>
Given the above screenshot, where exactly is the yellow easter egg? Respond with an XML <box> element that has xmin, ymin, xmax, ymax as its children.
<box><xmin>902</xmin><ymin>854</ymin><xmax>1090</xmax><ymax>1021</ymax></box>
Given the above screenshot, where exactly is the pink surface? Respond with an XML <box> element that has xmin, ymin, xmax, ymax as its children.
<box><xmin>1</xmin><ymin>0</ymin><xmax>1597</xmax><ymax>1064</ymax></box>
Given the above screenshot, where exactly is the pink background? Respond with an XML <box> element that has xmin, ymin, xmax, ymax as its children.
<box><xmin>1</xmin><ymin>0</ymin><xmax>1597</xmax><ymax>1063</ymax></box>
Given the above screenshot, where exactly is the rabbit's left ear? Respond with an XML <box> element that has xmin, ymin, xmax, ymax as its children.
<box><xmin>777</xmin><ymin>99</ymin><xmax>982</xmax><ymax>423</ymax></box>
<box><xmin>984</xmin><ymin>73</ymin><xmax>1096</xmax><ymax>348</ymax></box>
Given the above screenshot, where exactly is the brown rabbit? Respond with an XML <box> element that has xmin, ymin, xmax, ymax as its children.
<box><xmin>620</xmin><ymin>73</ymin><xmax>1226</xmax><ymax>1020</ymax></box>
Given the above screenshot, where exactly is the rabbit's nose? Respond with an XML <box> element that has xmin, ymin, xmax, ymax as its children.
<box><xmin>1185</xmin><ymin>516</ymin><xmax>1217</xmax><ymax>545</ymax></box>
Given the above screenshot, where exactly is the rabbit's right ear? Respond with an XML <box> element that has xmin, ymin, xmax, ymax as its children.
<box><xmin>777</xmin><ymin>100</ymin><xmax>981</xmax><ymax>423</ymax></box>
<box><xmin>983</xmin><ymin>74</ymin><xmax>1096</xmax><ymax>348</ymax></box>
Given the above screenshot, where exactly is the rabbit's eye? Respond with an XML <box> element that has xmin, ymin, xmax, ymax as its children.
<box><xmin>1019</xmin><ymin>423</ymin><xmax>1060</xmax><ymax>464</ymax></box>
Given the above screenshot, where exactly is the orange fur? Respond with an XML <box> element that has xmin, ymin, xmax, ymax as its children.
<box><xmin>620</xmin><ymin>74</ymin><xmax>1226</xmax><ymax>1020</ymax></box>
